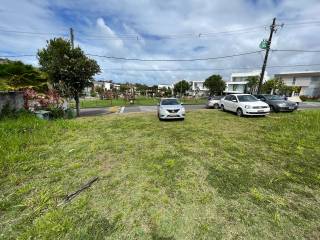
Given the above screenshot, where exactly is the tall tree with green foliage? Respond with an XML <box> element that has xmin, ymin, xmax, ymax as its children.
<box><xmin>37</xmin><ymin>38</ymin><xmax>100</xmax><ymax>116</ymax></box>
<box><xmin>204</xmin><ymin>74</ymin><xmax>226</xmax><ymax>95</ymax></box>
<box><xmin>246</xmin><ymin>76</ymin><xmax>259</xmax><ymax>94</ymax></box>
<box><xmin>174</xmin><ymin>80</ymin><xmax>190</xmax><ymax>96</ymax></box>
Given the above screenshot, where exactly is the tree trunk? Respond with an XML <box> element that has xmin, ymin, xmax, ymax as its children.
<box><xmin>75</xmin><ymin>92</ymin><xmax>80</xmax><ymax>117</ymax></box>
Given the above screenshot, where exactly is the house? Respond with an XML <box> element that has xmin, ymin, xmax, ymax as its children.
<box><xmin>188</xmin><ymin>80</ymin><xmax>208</xmax><ymax>96</ymax></box>
<box><xmin>158</xmin><ymin>84</ymin><xmax>174</xmax><ymax>90</ymax></box>
<box><xmin>275</xmin><ymin>71</ymin><xmax>320</xmax><ymax>97</ymax></box>
<box><xmin>225</xmin><ymin>70</ymin><xmax>269</xmax><ymax>93</ymax></box>
<box><xmin>83</xmin><ymin>80</ymin><xmax>115</xmax><ymax>96</ymax></box>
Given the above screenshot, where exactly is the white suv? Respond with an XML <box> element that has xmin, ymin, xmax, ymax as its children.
<box><xmin>220</xmin><ymin>94</ymin><xmax>270</xmax><ymax>116</ymax></box>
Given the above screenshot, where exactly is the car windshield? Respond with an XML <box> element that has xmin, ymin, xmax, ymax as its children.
<box><xmin>161</xmin><ymin>99</ymin><xmax>179</xmax><ymax>105</ymax></box>
<box><xmin>264</xmin><ymin>95</ymin><xmax>285</xmax><ymax>100</ymax></box>
<box><xmin>237</xmin><ymin>95</ymin><xmax>258</xmax><ymax>102</ymax></box>
<box><xmin>212</xmin><ymin>96</ymin><xmax>223</xmax><ymax>100</ymax></box>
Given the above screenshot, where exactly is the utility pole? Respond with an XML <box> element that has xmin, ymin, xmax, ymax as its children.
<box><xmin>258</xmin><ymin>18</ymin><xmax>276</xmax><ymax>94</ymax></box>
<box><xmin>70</xmin><ymin>27</ymin><xmax>74</xmax><ymax>49</ymax></box>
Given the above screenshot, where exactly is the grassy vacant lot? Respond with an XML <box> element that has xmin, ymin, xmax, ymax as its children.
<box><xmin>1</xmin><ymin>110</ymin><xmax>320</xmax><ymax>239</ymax></box>
<box><xmin>70</xmin><ymin>97</ymin><xmax>207</xmax><ymax>108</ymax></box>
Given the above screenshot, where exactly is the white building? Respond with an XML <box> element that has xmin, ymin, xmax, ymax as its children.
<box><xmin>225</xmin><ymin>70</ymin><xmax>269</xmax><ymax>93</ymax></box>
<box><xmin>188</xmin><ymin>80</ymin><xmax>208</xmax><ymax>96</ymax></box>
<box><xmin>275</xmin><ymin>71</ymin><xmax>320</xmax><ymax>97</ymax></box>
<box><xmin>158</xmin><ymin>84</ymin><xmax>174</xmax><ymax>90</ymax></box>
<box><xmin>83</xmin><ymin>80</ymin><xmax>116</xmax><ymax>96</ymax></box>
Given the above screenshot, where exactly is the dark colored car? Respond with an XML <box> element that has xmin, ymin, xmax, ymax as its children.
<box><xmin>254</xmin><ymin>94</ymin><xmax>298</xmax><ymax>112</ymax></box>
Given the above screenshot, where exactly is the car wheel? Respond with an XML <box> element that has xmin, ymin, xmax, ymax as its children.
<box><xmin>213</xmin><ymin>103</ymin><xmax>219</xmax><ymax>109</ymax></box>
<box><xmin>221</xmin><ymin>105</ymin><xmax>225</xmax><ymax>111</ymax></box>
<box><xmin>270</xmin><ymin>105</ymin><xmax>279</xmax><ymax>113</ymax></box>
<box><xmin>236</xmin><ymin>108</ymin><xmax>243</xmax><ymax>117</ymax></box>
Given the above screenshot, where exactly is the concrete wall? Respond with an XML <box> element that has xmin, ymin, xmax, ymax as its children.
<box><xmin>0</xmin><ymin>91</ymin><xmax>24</xmax><ymax>112</ymax></box>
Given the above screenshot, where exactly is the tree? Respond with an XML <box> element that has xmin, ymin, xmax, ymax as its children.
<box><xmin>261</xmin><ymin>78</ymin><xmax>284</xmax><ymax>94</ymax></box>
<box><xmin>246</xmin><ymin>76</ymin><xmax>259</xmax><ymax>94</ymax></box>
<box><xmin>204</xmin><ymin>75</ymin><xmax>225</xmax><ymax>95</ymax></box>
<box><xmin>0</xmin><ymin>60</ymin><xmax>48</xmax><ymax>92</ymax></box>
<box><xmin>95</xmin><ymin>86</ymin><xmax>105</xmax><ymax>99</ymax></box>
<box><xmin>37</xmin><ymin>38</ymin><xmax>100</xmax><ymax>116</ymax></box>
<box><xmin>174</xmin><ymin>80</ymin><xmax>190</xmax><ymax>96</ymax></box>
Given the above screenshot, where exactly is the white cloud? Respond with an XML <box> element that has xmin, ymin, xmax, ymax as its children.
<box><xmin>0</xmin><ymin>0</ymin><xmax>320</xmax><ymax>84</ymax></box>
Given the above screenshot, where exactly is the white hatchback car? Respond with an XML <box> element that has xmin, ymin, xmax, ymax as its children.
<box><xmin>220</xmin><ymin>94</ymin><xmax>270</xmax><ymax>116</ymax></box>
<box><xmin>157</xmin><ymin>98</ymin><xmax>185</xmax><ymax>120</ymax></box>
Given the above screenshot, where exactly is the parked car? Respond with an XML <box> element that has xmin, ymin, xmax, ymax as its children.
<box><xmin>220</xmin><ymin>94</ymin><xmax>270</xmax><ymax>117</ymax></box>
<box><xmin>206</xmin><ymin>96</ymin><xmax>224</xmax><ymax>109</ymax></box>
<box><xmin>157</xmin><ymin>98</ymin><xmax>185</xmax><ymax>120</ymax></box>
<box><xmin>254</xmin><ymin>94</ymin><xmax>298</xmax><ymax>112</ymax></box>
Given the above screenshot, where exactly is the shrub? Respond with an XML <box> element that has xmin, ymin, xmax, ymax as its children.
<box><xmin>0</xmin><ymin>103</ymin><xmax>16</xmax><ymax>119</ymax></box>
<box><xmin>48</xmin><ymin>107</ymin><xmax>64</xmax><ymax>119</ymax></box>
<box><xmin>300</xmin><ymin>95</ymin><xmax>320</xmax><ymax>101</ymax></box>
<box><xmin>65</xmin><ymin>108</ymin><xmax>76</xmax><ymax>119</ymax></box>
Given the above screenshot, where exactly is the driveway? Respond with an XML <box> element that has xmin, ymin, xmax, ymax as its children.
<box><xmin>79</xmin><ymin>102</ymin><xmax>320</xmax><ymax>116</ymax></box>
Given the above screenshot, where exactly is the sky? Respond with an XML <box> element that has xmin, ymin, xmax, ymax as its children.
<box><xmin>0</xmin><ymin>0</ymin><xmax>320</xmax><ymax>85</ymax></box>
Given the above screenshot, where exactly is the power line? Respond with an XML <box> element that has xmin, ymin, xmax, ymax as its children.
<box><xmin>86</xmin><ymin>50</ymin><xmax>263</xmax><ymax>62</ymax></box>
<box><xmin>0</xmin><ymin>28</ymin><xmax>67</xmax><ymax>36</ymax></box>
<box><xmin>272</xmin><ymin>49</ymin><xmax>320</xmax><ymax>53</ymax></box>
<box><xmin>0</xmin><ymin>54</ymin><xmax>36</xmax><ymax>58</ymax></box>
<box><xmin>102</xmin><ymin>63</ymin><xmax>320</xmax><ymax>72</ymax></box>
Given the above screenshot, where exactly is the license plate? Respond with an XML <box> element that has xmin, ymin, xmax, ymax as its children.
<box><xmin>169</xmin><ymin>114</ymin><xmax>178</xmax><ymax>117</ymax></box>
<box><xmin>289</xmin><ymin>107</ymin><xmax>294</xmax><ymax>109</ymax></box>
<box><xmin>258</xmin><ymin>110</ymin><xmax>264</xmax><ymax>112</ymax></box>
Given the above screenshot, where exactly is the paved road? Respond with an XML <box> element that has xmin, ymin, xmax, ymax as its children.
<box><xmin>79</xmin><ymin>102</ymin><xmax>320</xmax><ymax>116</ymax></box>
<box><xmin>122</xmin><ymin>102</ymin><xmax>320</xmax><ymax>114</ymax></box>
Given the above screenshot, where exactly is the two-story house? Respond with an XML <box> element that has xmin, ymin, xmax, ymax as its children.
<box><xmin>225</xmin><ymin>70</ymin><xmax>269</xmax><ymax>93</ymax></box>
<box><xmin>274</xmin><ymin>71</ymin><xmax>320</xmax><ymax>97</ymax></box>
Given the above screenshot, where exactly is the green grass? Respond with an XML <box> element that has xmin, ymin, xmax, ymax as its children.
<box><xmin>1</xmin><ymin>110</ymin><xmax>320</xmax><ymax>239</ymax></box>
<box><xmin>70</xmin><ymin>97</ymin><xmax>207</xmax><ymax>108</ymax></box>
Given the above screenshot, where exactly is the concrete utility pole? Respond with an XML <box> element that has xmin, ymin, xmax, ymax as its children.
<box><xmin>70</xmin><ymin>28</ymin><xmax>74</xmax><ymax>49</ymax></box>
<box><xmin>258</xmin><ymin>18</ymin><xmax>276</xmax><ymax>94</ymax></box>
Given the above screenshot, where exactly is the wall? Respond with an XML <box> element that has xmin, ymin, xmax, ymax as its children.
<box><xmin>0</xmin><ymin>91</ymin><xmax>24</xmax><ymax>112</ymax></box>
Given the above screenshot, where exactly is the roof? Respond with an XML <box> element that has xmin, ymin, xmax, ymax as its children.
<box><xmin>275</xmin><ymin>71</ymin><xmax>320</xmax><ymax>77</ymax></box>
<box><xmin>231</xmin><ymin>70</ymin><xmax>263</xmax><ymax>78</ymax></box>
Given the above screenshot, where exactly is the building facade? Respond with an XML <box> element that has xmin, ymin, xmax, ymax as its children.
<box><xmin>188</xmin><ymin>80</ymin><xmax>208</xmax><ymax>96</ymax></box>
<box><xmin>275</xmin><ymin>71</ymin><xmax>320</xmax><ymax>97</ymax></box>
<box><xmin>225</xmin><ymin>70</ymin><xmax>269</xmax><ymax>94</ymax></box>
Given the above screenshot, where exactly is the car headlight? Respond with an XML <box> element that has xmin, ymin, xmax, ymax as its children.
<box><xmin>180</xmin><ymin>107</ymin><xmax>185</xmax><ymax>112</ymax></box>
<box><xmin>245</xmin><ymin>105</ymin><xmax>251</xmax><ymax>109</ymax></box>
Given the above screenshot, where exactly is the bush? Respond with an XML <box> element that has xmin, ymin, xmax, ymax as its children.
<box><xmin>0</xmin><ymin>103</ymin><xmax>15</xmax><ymax>119</ymax></box>
<box><xmin>48</xmin><ymin>107</ymin><xmax>64</xmax><ymax>119</ymax></box>
<box><xmin>65</xmin><ymin>108</ymin><xmax>76</xmax><ymax>119</ymax></box>
<box><xmin>300</xmin><ymin>95</ymin><xmax>320</xmax><ymax>101</ymax></box>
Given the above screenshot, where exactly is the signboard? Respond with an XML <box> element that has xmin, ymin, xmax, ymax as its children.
<box><xmin>259</xmin><ymin>39</ymin><xmax>269</xmax><ymax>49</ymax></box>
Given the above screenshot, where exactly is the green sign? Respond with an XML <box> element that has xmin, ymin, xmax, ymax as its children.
<box><xmin>259</xmin><ymin>39</ymin><xmax>269</xmax><ymax>49</ymax></box>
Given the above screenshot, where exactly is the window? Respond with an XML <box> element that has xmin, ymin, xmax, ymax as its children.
<box><xmin>230</xmin><ymin>95</ymin><xmax>237</xmax><ymax>102</ymax></box>
<box><xmin>224</xmin><ymin>95</ymin><xmax>231</xmax><ymax>101</ymax></box>
<box><xmin>161</xmin><ymin>99</ymin><xmax>179</xmax><ymax>105</ymax></box>
<box><xmin>237</xmin><ymin>95</ymin><xmax>258</xmax><ymax>102</ymax></box>
<box><xmin>292</xmin><ymin>77</ymin><xmax>296</xmax><ymax>85</ymax></box>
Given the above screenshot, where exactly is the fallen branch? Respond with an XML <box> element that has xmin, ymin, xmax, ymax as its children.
<box><xmin>59</xmin><ymin>177</ymin><xmax>99</xmax><ymax>206</ymax></box>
